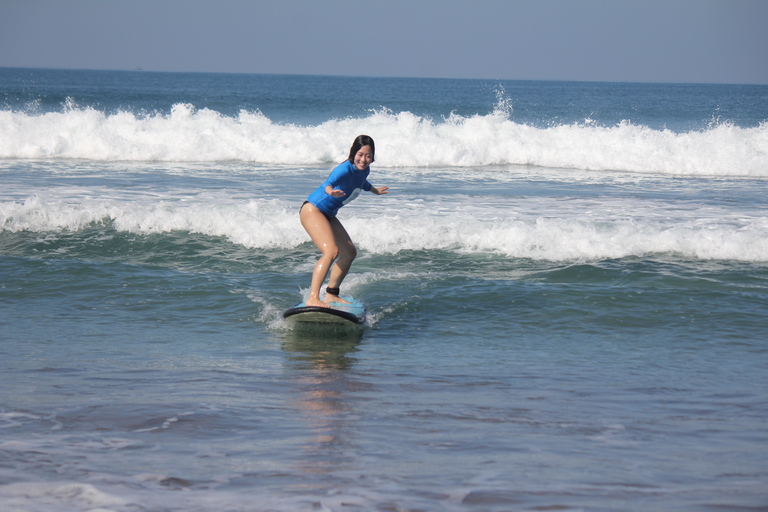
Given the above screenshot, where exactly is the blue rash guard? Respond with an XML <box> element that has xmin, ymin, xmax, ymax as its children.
<box><xmin>306</xmin><ymin>160</ymin><xmax>372</xmax><ymax>218</ymax></box>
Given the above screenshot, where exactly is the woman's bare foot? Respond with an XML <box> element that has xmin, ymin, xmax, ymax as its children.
<box><xmin>324</xmin><ymin>294</ymin><xmax>351</xmax><ymax>305</ymax></box>
<box><xmin>305</xmin><ymin>297</ymin><xmax>330</xmax><ymax>308</ymax></box>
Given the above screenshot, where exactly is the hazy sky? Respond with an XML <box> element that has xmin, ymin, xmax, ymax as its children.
<box><xmin>1</xmin><ymin>0</ymin><xmax>767</xmax><ymax>84</ymax></box>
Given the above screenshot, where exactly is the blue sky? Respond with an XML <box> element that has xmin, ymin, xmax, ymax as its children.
<box><xmin>1</xmin><ymin>0</ymin><xmax>766</xmax><ymax>84</ymax></box>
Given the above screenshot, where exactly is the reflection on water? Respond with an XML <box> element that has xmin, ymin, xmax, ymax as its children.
<box><xmin>281</xmin><ymin>326</ymin><xmax>364</xmax><ymax>371</ymax></box>
<box><xmin>279</xmin><ymin>327</ymin><xmax>368</xmax><ymax>480</ymax></box>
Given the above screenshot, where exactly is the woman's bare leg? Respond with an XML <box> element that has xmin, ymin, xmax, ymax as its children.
<box><xmin>325</xmin><ymin>217</ymin><xmax>356</xmax><ymax>303</ymax></box>
<box><xmin>300</xmin><ymin>203</ymin><xmax>338</xmax><ymax>308</ymax></box>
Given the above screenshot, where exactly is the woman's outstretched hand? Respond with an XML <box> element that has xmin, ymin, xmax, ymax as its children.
<box><xmin>326</xmin><ymin>186</ymin><xmax>346</xmax><ymax>198</ymax></box>
<box><xmin>371</xmin><ymin>186</ymin><xmax>389</xmax><ymax>195</ymax></box>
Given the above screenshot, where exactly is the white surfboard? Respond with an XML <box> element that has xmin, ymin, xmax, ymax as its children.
<box><xmin>283</xmin><ymin>296</ymin><xmax>366</xmax><ymax>326</ymax></box>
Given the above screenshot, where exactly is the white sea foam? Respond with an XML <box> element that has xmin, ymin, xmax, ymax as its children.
<box><xmin>2</xmin><ymin>105</ymin><xmax>766</xmax><ymax>176</ymax></box>
<box><xmin>0</xmin><ymin>482</ymin><xmax>128</xmax><ymax>512</ymax></box>
<box><xmin>3</xmin><ymin>195</ymin><xmax>767</xmax><ymax>262</ymax></box>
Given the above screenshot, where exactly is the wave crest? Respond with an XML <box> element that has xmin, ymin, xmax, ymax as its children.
<box><xmin>1</xmin><ymin>104</ymin><xmax>766</xmax><ymax>176</ymax></box>
<box><xmin>4</xmin><ymin>196</ymin><xmax>768</xmax><ymax>262</ymax></box>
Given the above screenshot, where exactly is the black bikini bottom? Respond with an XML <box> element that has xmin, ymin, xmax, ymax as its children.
<box><xmin>301</xmin><ymin>200</ymin><xmax>331</xmax><ymax>220</ymax></box>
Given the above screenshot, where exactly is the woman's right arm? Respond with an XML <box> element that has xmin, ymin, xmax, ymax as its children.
<box><xmin>325</xmin><ymin>184</ymin><xmax>346</xmax><ymax>197</ymax></box>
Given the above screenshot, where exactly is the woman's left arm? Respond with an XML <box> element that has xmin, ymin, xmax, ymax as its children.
<box><xmin>370</xmin><ymin>186</ymin><xmax>389</xmax><ymax>195</ymax></box>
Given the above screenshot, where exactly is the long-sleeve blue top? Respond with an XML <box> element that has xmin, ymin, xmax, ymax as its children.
<box><xmin>306</xmin><ymin>160</ymin><xmax>372</xmax><ymax>218</ymax></box>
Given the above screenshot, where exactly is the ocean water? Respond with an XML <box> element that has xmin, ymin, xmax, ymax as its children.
<box><xmin>1</xmin><ymin>67</ymin><xmax>767</xmax><ymax>511</ymax></box>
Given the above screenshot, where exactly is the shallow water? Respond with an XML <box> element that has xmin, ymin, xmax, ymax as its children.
<box><xmin>1</xmin><ymin>69</ymin><xmax>767</xmax><ymax>511</ymax></box>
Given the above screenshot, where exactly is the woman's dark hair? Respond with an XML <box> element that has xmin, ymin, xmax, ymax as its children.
<box><xmin>347</xmin><ymin>135</ymin><xmax>375</xmax><ymax>163</ymax></box>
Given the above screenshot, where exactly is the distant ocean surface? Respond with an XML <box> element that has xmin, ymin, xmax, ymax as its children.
<box><xmin>1</xmin><ymin>68</ymin><xmax>767</xmax><ymax>511</ymax></box>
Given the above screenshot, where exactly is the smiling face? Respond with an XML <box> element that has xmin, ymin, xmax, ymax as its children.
<box><xmin>353</xmin><ymin>145</ymin><xmax>373</xmax><ymax>171</ymax></box>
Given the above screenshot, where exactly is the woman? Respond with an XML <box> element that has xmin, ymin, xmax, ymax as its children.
<box><xmin>300</xmin><ymin>135</ymin><xmax>389</xmax><ymax>308</ymax></box>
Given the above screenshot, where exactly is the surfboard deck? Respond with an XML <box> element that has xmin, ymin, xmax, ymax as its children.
<box><xmin>283</xmin><ymin>296</ymin><xmax>366</xmax><ymax>326</ymax></box>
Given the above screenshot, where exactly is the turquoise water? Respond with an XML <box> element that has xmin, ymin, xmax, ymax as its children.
<box><xmin>1</xmin><ymin>68</ymin><xmax>767</xmax><ymax>511</ymax></box>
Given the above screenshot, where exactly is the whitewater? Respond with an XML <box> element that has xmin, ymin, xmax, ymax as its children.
<box><xmin>2</xmin><ymin>101</ymin><xmax>767</xmax><ymax>175</ymax></box>
<box><xmin>3</xmin><ymin>189</ymin><xmax>768</xmax><ymax>263</ymax></box>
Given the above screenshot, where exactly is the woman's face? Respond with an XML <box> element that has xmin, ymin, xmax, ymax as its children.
<box><xmin>353</xmin><ymin>145</ymin><xmax>373</xmax><ymax>171</ymax></box>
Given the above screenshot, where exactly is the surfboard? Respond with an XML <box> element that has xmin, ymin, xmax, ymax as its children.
<box><xmin>283</xmin><ymin>296</ymin><xmax>366</xmax><ymax>326</ymax></box>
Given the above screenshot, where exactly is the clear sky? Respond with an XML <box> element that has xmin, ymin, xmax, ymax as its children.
<box><xmin>1</xmin><ymin>0</ymin><xmax>767</xmax><ymax>84</ymax></box>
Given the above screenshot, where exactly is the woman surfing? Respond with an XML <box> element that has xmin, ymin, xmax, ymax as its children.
<box><xmin>299</xmin><ymin>135</ymin><xmax>389</xmax><ymax>308</ymax></box>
